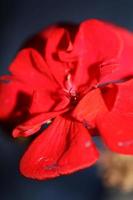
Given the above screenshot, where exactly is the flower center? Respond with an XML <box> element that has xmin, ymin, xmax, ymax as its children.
<box><xmin>70</xmin><ymin>92</ymin><xmax>79</xmax><ymax>106</ymax></box>
<box><xmin>64</xmin><ymin>73</ymin><xmax>81</xmax><ymax>107</ymax></box>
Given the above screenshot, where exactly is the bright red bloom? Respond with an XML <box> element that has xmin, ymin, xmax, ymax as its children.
<box><xmin>1</xmin><ymin>19</ymin><xmax>133</xmax><ymax>180</ymax></box>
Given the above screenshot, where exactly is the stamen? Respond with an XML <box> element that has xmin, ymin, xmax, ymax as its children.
<box><xmin>64</xmin><ymin>72</ymin><xmax>80</xmax><ymax>107</ymax></box>
<box><xmin>65</xmin><ymin>73</ymin><xmax>76</xmax><ymax>96</ymax></box>
<box><xmin>66</xmin><ymin>73</ymin><xmax>73</xmax><ymax>91</ymax></box>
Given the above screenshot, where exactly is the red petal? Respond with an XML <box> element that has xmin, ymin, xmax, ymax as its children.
<box><xmin>29</xmin><ymin>89</ymin><xmax>69</xmax><ymax>114</ymax></box>
<box><xmin>97</xmin><ymin>112</ymin><xmax>133</xmax><ymax>154</ymax></box>
<box><xmin>57</xmin><ymin>20</ymin><xmax>124</xmax><ymax>88</ymax></box>
<box><xmin>71</xmin><ymin>19</ymin><xmax>122</xmax><ymax>87</ymax></box>
<box><xmin>19</xmin><ymin>116</ymin><xmax>71</xmax><ymax>179</ymax></box>
<box><xmin>98</xmin><ymin>24</ymin><xmax>133</xmax><ymax>84</ymax></box>
<box><xmin>59</xmin><ymin>121</ymin><xmax>99</xmax><ymax>174</ymax></box>
<box><xmin>97</xmin><ymin>80</ymin><xmax>133</xmax><ymax>154</ymax></box>
<box><xmin>0</xmin><ymin>76</ymin><xmax>32</xmax><ymax>120</ymax></box>
<box><xmin>77</xmin><ymin>19</ymin><xmax>122</xmax><ymax>61</ymax></box>
<box><xmin>13</xmin><ymin>108</ymin><xmax>68</xmax><ymax>138</ymax></box>
<box><xmin>119</xmin><ymin>27</ymin><xmax>133</xmax><ymax>77</ymax></box>
<box><xmin>72</xmin><ymin>88</ymin><xmax>108</xmax><ymax>127</ymax></box>
<box><xmin>45</xmin><ymin>27</ymin><xmax>72</xmax><ymax>87</ymax></box>
<box><xmin>9</xmin><ymin>48</ymin><xmax>69</xmax><ymax>115</ymax></box>
<box><xmin>112</xmin><ymin>79</ymin><xmax>133</xmax><ymax>113</ymax></box>
<box><xmin>20</xmin><ymin>116</ymin><xmax>99</xmax><ymax>180</ymax></box>
<box><xmin>9</xmin><ymin>48</ymin><xmax>58</xmax><ymax>89</ymax></box>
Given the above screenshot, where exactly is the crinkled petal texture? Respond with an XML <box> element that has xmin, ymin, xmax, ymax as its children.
<box><xmin>101</xmin><ymin>24</ymin><xmax>133</xmax><ymax>83</ymax></box>
<box><xmin>0</xmin><ymin>48</ymin><xmax>69</xmax><ymax>133</ymax></box>
<box><xmin>27</xmin><ymin>19</ymin><xmax>130</xmax><ymax>90</ymax></box>
<box><xmin>0</xmin><ymin>76</ymin><xmax>32</xmax><ymax>120</ymax></box>
<box><xmin>68</xmin><ymin>20</ymin><xmax>123</xmax><ymax>87</ymax></box>
<box><xmin>72</xmin><ymin>88</ymin><xmax>108</xmax><ymax>127</ymax></box>
<box><xmin>28</xmin><ymin>25</ymin><xmax>76</xmax><ymax>87</ymax></box>
<box><xmin>9</xmin><ymin>48</ymin><xmax>69</xmax><ymax>113</ymax></box>
<box><xmin>20</xmin><ymin>116</ymin><xmax>99</xmax><ymax>180</ymax></box>
<box><xmin>97</xmin><ymin>80</ymin><xmax>133</xmax><ymax>154</ymax></box>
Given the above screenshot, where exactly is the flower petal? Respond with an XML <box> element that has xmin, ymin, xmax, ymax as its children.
<box><xmin>71</xmin><ymin>19</ymin><xmax>123</xmax><ymax>87</ymax></box>
<box><xmin>20</xmin><ymin>116</ymin><xmax>99</xmax><ymax>180</ymax></box>
<box><xmin>112</xmin><ymin>79</ymin><xmax>133</xmax><ymax>113</ymax></box>
<box><xmin>13</xmin><ymin>108</ymin><xmax>68</xmax><ymax>138</ymax></box>
<box><xmin>59</xmin><ymin>121</ymin><xmax>99</xmax><ymax>174</ymax></box>
<box><xmin>45</xmin><ymin>27</ymin><xmax>73</xmax><ymax>87</ymax></box>
<box><xmin>19</xmin><ymin>116</ymin><xmax>71</xmax><ymax>180</ymax></box>
<box><xmin>97</xmin><ymin>112</ymin><xmax>133</xmax><ymax>154</ymax></box>
<box><xmin>9</xmin><ymin>48</ymin><xmax>69</xmax><ymax>115</ymax></box>
<box><xmin>0</xmin><ymin>76</ymin><xmax>32</xmax><ymax>120</ymax></box>
<box><xmin>119</xmin><ymin>27</ymin><xmax>133</xmax><ymax>76</ymax></box>
<box><xmin>72</xmin><ymin>88</ymin><xmax>108</xmax><ymax>127</ymax></box>
<box><xmin>9</xmin><ymin>48</ymin><xmax>58</xmax><ymax>89</ymax></box>
<box><xmin>98</xmin><ymin>24</ymin><xmax>133</xmax><ymax>84</ymax></box>
<box><xmin>29</xmin><ymin>89</ymin><xmax>69</xmax><ymax>114</ymax></box>
<box><xmin>97</xmin><ymin>80</ymin><xmax>133</xmax><ymax>154</ymax></box>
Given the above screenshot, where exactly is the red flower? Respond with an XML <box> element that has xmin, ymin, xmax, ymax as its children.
<box><xmin>0</xmin><ymin>19</ymin><xmax>133</xmax><ymax>180</ymax></box>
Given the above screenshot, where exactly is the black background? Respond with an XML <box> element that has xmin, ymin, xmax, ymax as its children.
<box><xmin>1</xmin><ymin>0</ymin><xmax>133</xmax><ymax>200</ymax></box>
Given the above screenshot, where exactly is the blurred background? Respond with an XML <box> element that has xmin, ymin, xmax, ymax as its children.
<box><xmin>1</xmin><ymin>0</ymin><xmax>133</xmax><ymax>199</ymax></box>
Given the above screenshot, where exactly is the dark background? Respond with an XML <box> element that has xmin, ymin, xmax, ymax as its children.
<box><xmin>1</xmin><ymin>0</ymin><xmax>133</xmax><ymax>200</ymax></box>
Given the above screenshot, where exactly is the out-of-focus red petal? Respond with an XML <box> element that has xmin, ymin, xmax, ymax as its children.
<box><xmin>98</xmin><ymin>23</ymin><xmax>133</xmax><ymax>84</ymax></box>
<box><xmin>72</xmin><ymin>88</ymin><xmax>108</xmax><ymax>127</ymax></box>
<box><xmin>118</xmin><ymin>27</ymin><xmax>133</xmax><ymax>76</ymax></box>
<box><xmin>20</xmin><ymin>116</ymin><xmax>99</xmax><ymax>180</ymax></box>
<box><xmin>59</xmin><ymin>121</ymin><xmax>99</xmax><ymax>174</ymax></box>
<box><xmin>97</xmin><ymin>112</ymin><xmax>133</xmax><ymax>154</ymax></box>
<box><xmin>0</xmin><ymin>76</ymin><xmax>32</xmax><ymax>120</ymax></box>
<box><xmin>97</xmin><ymin>80</ymin><xmax>133</xmax><ymax>154</ymax></box>
<box><xmin>112</xmin><ymin>79</ymin><xmax>133</xmax><ymax>113</ymax></box>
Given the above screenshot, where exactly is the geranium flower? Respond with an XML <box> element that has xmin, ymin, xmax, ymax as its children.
<box><xmin>0</xmin><ymin>19</ymin><xmax>133</xmax><ymax>180</ymax></box>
